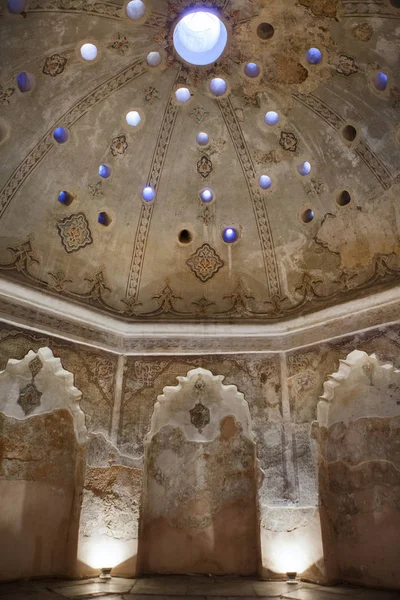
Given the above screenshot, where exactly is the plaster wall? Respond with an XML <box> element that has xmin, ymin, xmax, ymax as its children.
<box><xmin>315</xmin><ymin>351</ymin><xmax>400</xmax><ymax>589</ymax></box>
<box><xmin>0</xmin><ymin>347</ymin><xmax>87</xmax><ymax>581</ymax></box>
<box><xmin>139</xmin><ymin>369</ymin><xmax>259</xmax><ymax>575</ymax></box>
<box><xmin>0</xmin><ymin>322</ymin><xmax>399</xmax><ymax>589</ymax></box>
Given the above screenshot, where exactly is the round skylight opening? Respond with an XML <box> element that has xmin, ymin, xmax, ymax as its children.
<box><xmin>264</xmin><ymin>111</ymin><xmax>279</xmax><ymax>126</ymax></box>
<box><xmin>142</xmin><ymin>186</ymin><xmax>155</xmax><ymax>202</ymax></box>
<box><xmin>80</xmin><ymin>43</ymin><xmax>98</xmax><ymax>61</ymax></box>
<box><xmin>200</xmin><ymin>188</ymin><xmax>214</xmax><ymax>203</ymax></box>
<box><xmin>126</xmin><ymin>0</ymin><xmax>145</xmax><ymax>20</ymax></box>
<box><xmin>175</xmin><ymin>87</ymin><xmax>191</xmax><ymax>103</ymax></box>
<box><xmin>16</xmin><ymin>72</ymin><xmax>35</xmax><ymax>93</ymax></box>
<box><xmin>301</xmin><ymin>209</ymin><xmax>315</xmax><ymax>223</ymax></box>
<box><xmin>58</xmin><ymin>191</ymin><xmax>73</xmax><ymax>205</ymax></box>
<box><xmin>99</xmin><ymin>164</ymin><xmax>112</xmax><ymax>179</ymax></box>
<box><xmin>298</xmin><ymin>161</ymin><xmax>311</xmax><ymax>176</ymax></box>
<box><xmin>147</xmin><ymin>52</ymin><xmax>162</xmax><ymax>67</ymax></box>
<box><xmin>53</xmin><ymin>127</ymin><xmax>69</xmax><ymax>144</ymax></box>
<box><xmin>196</xmin><ymin>132</ymin><xmax>209</xmax><ymax>146</ymax></box>
<box><xmin>259</xmin><ymin>175</ymin><xmax>272</xmax><ymax>190</ymax></box>
<box><xmin>374</xmin><ymin>71</ymin><xmax>388</xmax><ymax>92</ymax></box>
<box><xmin>8</xmin><ymin>0</ymin><xmax>26</xmax><ymax>14</ymax></box>
<box><xmin>306</xmin><ymin>48</ymin><xmax>322</xmax><ymax>65</ymax></box>
<box><xmin>222</xmin><ymin>227</ymin><xmax>239</xmax><ymax>244</ymax></box>
<box><xmin>244</xmin><ymin>63</ymin><xmax>260</xmax><ymax>78</ymax></box>
<box><xmin>126</xmin><ymin>111</ymin><xmax>141</xmax><ymax>126</ymax></box>
<box><xmin>209</xmin><ymin>77</ymin><xmax>227</xmax><ymax>97</ymax></box>
<box><xmin>173</xmin><ymin>10</ymin><xmax>228</xmax><ymax>66</ymax></box>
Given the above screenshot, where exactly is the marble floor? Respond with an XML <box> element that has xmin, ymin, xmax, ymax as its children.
<box><xmin>0</xmin><ymin>577</ymin><xmax>399</xmax><ymax>600</ymax></box>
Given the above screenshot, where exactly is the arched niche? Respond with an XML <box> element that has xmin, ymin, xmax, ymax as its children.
<box><xmin>317</xmin><ymin>349</ymin><xmax>400</xmax><ymax>428</ymax></box>
<box><xmin>0</xmin><ymin>347</ymin><xmax>87</xmax><ymax>581</ymax></box>
<box><xmin>314</xmin><ymin>350</ymin><xmax>400</xmax><ymax>590</ymax></box>
<box><xmin>138</xmin><ymin>367</ymin><xmax>259</xmax><ymax>576</ymax></box>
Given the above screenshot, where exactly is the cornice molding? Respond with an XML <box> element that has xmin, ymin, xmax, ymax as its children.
<box><xmin>0</xmin><ymin>279</ymin><xmax>399</xmax><ymax>355</ymax></box>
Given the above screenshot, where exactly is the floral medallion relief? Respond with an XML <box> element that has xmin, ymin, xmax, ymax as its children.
<box><xmin>57</xmin><ymin>213</ymin><xmax>93</xmax><ymax>254</ymax></box>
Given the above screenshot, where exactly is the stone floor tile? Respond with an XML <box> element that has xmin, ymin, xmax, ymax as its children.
<box><xmin>0</xmin><ymin>581</ymin><xmax>37</xmax><ymax>595</ymax></box>
<box><xmin>281</xmin><ymin>590</ymin><xmax>348</xmax><ymax>600</ymax></box>
<box><xmin>352</xmin><ymin>590</ymin><xmax>400</xmax><ymax>599</ymax></box>
<box><xmin>251</xmin><ymin>581</ymin><xmax>303</xmax><ymax>597</ymax></box>
<box><xmin>124</xmin><ymin>596</ymin><xmax>207</xmax><ymax>600</ymax></box>
<box><xmin>130</xmin><ymin>578</ymin><xmax>189</xmax><ymax>595</ymax></box>
<box><xmin>281</xmin><ymin>588</ymin><xmax>400</xmax><ymax>600</ymax></box>
<box><xmin>3</xmin><ymin>592</ymin><xmax>63</xmax><ymax>600</ymax></box>
<box><xmin>50</xmin><ymin>579</ymin><xmax>135</xmax><ymax>598</ymax></box>
<box><xmin>35</xmin><ymin>579</ymin><xmax>100</xmax><ymax>588</ymax></box>
<box><xmin>187</xmin><ymin>580</ymin><xmax>256</xmax><ymax>597</ymax></box>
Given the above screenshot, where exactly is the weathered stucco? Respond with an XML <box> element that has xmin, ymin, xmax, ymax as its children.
<box><xmin>0</xmin><ymin>0</ymin><xmax>399</xmax><ymax>325</ymax></box>
<box><xmin>1</xmin><ymin>0</ymin><xmax>399</xmax><ymax>579</ymax></box>
<box><xmin>139</xmin><ymin>369</ymin><xmax>259</xmax><ymax>575</ymax></box>
<box><xmin>315</xmin><ymin>351</ymin><xmax>400</xmax><ymax>589</ymax></box>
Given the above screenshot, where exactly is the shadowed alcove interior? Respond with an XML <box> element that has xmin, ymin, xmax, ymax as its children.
<box><xmin>0</xmin><ymin>0</ymin><xmax>400</xmax><ymax>594</ymax></box>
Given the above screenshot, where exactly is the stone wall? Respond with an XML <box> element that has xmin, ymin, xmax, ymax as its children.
<box><xmin>139</xmin><ymin>369</ymin><xmax>259</xmax><ymax>575</ymax></box>
<box><xmin>0</xmin><ymin>347</ymin><xmax>87</xmax><ymax>581</ymax></box>
<box><xmin>315</xmin><ymin>350</ymin><xmax>400</xmax><ymax>589</ymax></box>
<box><xmin>0</xmin><ymin>322</ymin><xmax>399</xmax><ymax>588</ymax></box>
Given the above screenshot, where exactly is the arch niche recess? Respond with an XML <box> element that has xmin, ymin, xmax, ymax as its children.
<box><xmin>138</xmin><ymin>368</ymin><xmax>260</xmax><ymax>576</ymax></box>
<box><xmin>0</xmin><ymin>347</ymin><xmax>87</xmax><ymax>581</ymax></box>
<box><xmin>314</xmin><ymin>350</ymin><xmax>400</xmax><ymax>590</ymax></box>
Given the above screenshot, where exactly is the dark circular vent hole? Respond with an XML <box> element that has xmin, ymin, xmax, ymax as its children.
<box><xmin>257</xmin><ymin>22</ymin><xmax>274</xmax><ymax>40</ymax></box>
<box><xmin>390</xmin><ymin>0</ymin><xmax>400</xmax><ymax>8</ymax></box>
<box><xmin>337</xmin><ymin>190</ymin><xmax>351</xmax><ymax>206</ymax></box>
<box><xmin>342</xmin><ymin>124</ymin><xmax>357</xmax><ymax>142</ymax></box>
<box><xmin>178</xmin><ymin>229</ymin><xmax>193</xmax><ymax>244</ymax></box>
<box><xmin>301</xmin><ymin>209</ymin><xmax>315</xmax><ymax>224</ymax></box>
<box><xmin>98</xmin><ymin>212</ymin><xmax>112</xmax><ymax>226</ymax></box>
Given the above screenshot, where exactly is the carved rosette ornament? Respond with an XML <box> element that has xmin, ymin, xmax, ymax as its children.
<box><xmin>186</xmin><ymin>243</ymin><xmax>224</xmax><ymax>282</ymax></box>
<box><xmin>18</xmin><ymin>383</ymin><xmax>42</xmax><ymax>415</ymax></box>
<box><xmin>190</xmin><ymin>402</ymin><xmax>211</xmax><ymax>433</ymax></box>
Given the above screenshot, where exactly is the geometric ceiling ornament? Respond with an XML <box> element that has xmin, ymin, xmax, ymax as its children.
<box><xmin>189</xmin><ymin>401</ymin><xmax>211</xmax><ymax>433</ymax></box>
<box><xmin>29</xmin><ymin>356</ymin><xmax>43</xmax><ymax>379</ymax></box>
<box><xmin>57</xmin><ymin>212</ymin><xmax>93</xmax><ymax>254</ymax></box>
<box><xmin>186</xmin><ymin>243</ymin><xmax>224</xmax><ymax>282</ymax></box>
<box><xmin>17</xmin><ymin>382</ymin><xmax>42</xmax><ymax>416</ymax></box>
<box><xmin>197</xmin><ymin>155</ymin><xmax>213</xmax><ymax>178</ymax></box>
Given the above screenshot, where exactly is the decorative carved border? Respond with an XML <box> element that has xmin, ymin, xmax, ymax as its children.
<box><xmin>293</xmin><ymin>92</ymin><xmax>394</xmax><ymax>190</ymax></box>
<box><xmin>1</xmin><ymin>281</ymin><xmax>400</xmax><ymax>355</ymax></box>
<box><xmin>217</xmin><ymin>97</ymin><xmax>282</xmax><ymax>299</ymax></box>
<box><xmin>26</xmin><ymin>0</ymin><xmax>166</xmax><ymax>27</ymax></box>
<box><xmin>0</xmin><ymin>59</ymin><xmax>147</xmax><ymax>220</ymax></box>
<box><xmin>341</xmin><ymin>0</ymin><xmax>400</xmax><ymax>18</ymax></box>
<box><xmin>125</xmin><ymin>70</ymin><xmax>181</xmax><ymax>304</ymax></box>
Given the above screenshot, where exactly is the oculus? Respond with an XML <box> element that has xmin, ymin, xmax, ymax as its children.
<box><xmin>173</xmin><ymin>10</ymin><xmax>228</xmax><ymax>66</ymax></box>
<box><xmin>80</xmin><ymin>43</ymin><xmax>98</xmax><ymax>61</ymax></box>
<box><xmin>222</xmin><ymin>227</ymin><xmax>239</xmax><ymax>243</ymax></box>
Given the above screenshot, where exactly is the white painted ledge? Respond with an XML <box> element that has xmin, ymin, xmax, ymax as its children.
<box><xmin>0</xmin><ymin>278</ymin><xmax>399</xmax><ymax>354</ymax></box>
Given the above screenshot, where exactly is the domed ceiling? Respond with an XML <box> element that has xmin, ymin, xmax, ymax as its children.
<box><xmin>0</xmin><ymin>0</ymin><xmax>399</xmax><ymax>324</ymax></box>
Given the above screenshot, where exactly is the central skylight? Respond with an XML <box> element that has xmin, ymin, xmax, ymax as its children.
<box><xmin>173</xmin><ymin>10</ymin><xmax>228</xmax><ymax>66</ymax></box>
